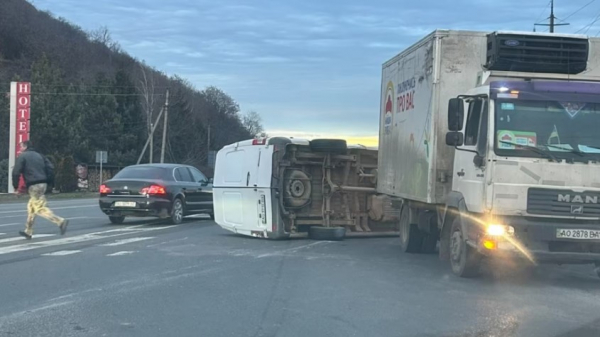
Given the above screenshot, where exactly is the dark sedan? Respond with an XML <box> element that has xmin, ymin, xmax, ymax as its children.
<box><xmin>99</xmin><ymin>164</ymin><xmax>213</xmax><ymax>224</ymax></box>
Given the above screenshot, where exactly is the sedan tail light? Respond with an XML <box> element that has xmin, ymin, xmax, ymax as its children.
<box><xmin>141</xmin><ymin>185</ymin><xmax>166</xmax><ymax>196</ymax></box>
<box><xmin>99</xmin><ymin>184</ymin><xmax>111</xmax><ymax>194</ymax></box>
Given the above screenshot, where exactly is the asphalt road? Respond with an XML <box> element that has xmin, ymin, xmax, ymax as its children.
<box><xmin>0</xmin><ymin>198</ymin><xmax>599</xmax><ymax>337</ymax></box>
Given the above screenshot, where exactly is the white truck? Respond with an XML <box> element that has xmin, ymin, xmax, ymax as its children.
<box><xmin>214</xmin><ymin>30</ymin><xmax>600</xmax><ymax>278</ymax></box>
<box><xmin>380</xmin><ymin>29</ymin><xmax>600</xmax><ymax>277</ymax></box>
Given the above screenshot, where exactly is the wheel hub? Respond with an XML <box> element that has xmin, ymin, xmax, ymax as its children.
<box><xmin>290</xmin><ymin>180</ymin><xmax>305</xmax><ymax>197</ymax></box>
<box><xmin>451</xmin><ymin>231</ymin><xmax>462</xmax><ymax>262</ymax></box>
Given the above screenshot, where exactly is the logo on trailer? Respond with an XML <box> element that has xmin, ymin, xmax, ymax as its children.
<box><xmin>383</xmin><ymin>81</ymin><xmax>394</xmax><ymax>135</ymax></box>
<box><xmin>504</xmin><ymin>40</ymin><xmax>520</xmax><ymax>47</ymax></box>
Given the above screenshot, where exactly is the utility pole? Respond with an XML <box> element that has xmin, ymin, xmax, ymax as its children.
<box><xmin>207</xmin><ymin>124</ymin><xmax>211</xmax><ymax>158</ymax></box>
<box><xmin>149</xmin><ymin>123</ymin><xmax>154</xmax><ymax>163</ymax></box>
<box><xmin>160</xmin><ymin>89</ymin><xmax>169</xmax><ymax>163</ymax></box>
<box><xmin>137</xmin><ymin>107</ymin><xmax>164</xmax><ymax>164</ymax></box>
<box><xmin>534</xmin><ymin>0</ymin><xmax>569</xmax><ymax>33</ymax></box>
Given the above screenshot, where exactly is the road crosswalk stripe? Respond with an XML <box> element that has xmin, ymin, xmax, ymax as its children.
<box><xmin>42</xmin><ymin>250</ymin><xmax>81</xmax><ymax>256</ymax></box>
<box><xmin>0</xmin><ymin>205</ymin><xmax>96</xmax><ymax>214</ymax></box>
<box><xmin>107</xmin><ymin>251</ymin><xmax>137</xmax><ymax>256</ymax></box>
<box><xmin>100</xmin><ymin>237</ymin><xmax>154</xmax><ymax>247</ymax></box>
<box><xmin>0</xmin><ymin>234</ymin><xmax>55</xmax><ymax>244</ymax></box>
<box><xmin>0</xmin><ymin>223</ymin><xmax>21</xmax><ymax>228</ymax></box>
<box><xmin>0</xmin><ymin>226</ymin><xmax>171</xmax><ymax>255</ymax></box>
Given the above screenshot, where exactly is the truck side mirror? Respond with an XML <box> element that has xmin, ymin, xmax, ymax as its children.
<box><xmin>446</xmin><ymin>132</ymin><xmax>464</xmax><ymax>146</ymax></box>
<box><xmin>448</xmin><ymin>98</ymin><xmax>464</xmax><ymax>131</ymax></box>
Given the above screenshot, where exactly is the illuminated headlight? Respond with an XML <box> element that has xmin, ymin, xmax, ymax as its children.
<box><xmin>486</xmin><ymin>224</ymin><xmax>515</xmax><ymax>236</ymax></box>
<box><xmin>498</xmin><ymin>87</ymin><xmax>509</xmax><ymax>92</ymax></box>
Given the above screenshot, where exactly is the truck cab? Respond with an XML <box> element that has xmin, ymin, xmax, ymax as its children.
<box><xmin>445</xmin><ymin>77</ymin><xmax>600</xmax><ymax>277</ymax></box>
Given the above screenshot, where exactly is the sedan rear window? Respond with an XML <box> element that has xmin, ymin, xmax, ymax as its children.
<box><xmin>113</xmin><ymin>166</ymin><xmax>171</xmax><ymax>180</ymax></box>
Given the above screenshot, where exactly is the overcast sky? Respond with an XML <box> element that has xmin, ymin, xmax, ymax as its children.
<box><xmin>33</xmin><ymin>0</ymin><xmax>600</xmax><ymax>145</ymax></box>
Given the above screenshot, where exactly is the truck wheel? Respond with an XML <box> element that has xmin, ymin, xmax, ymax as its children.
<box><xmin>309</xmin><ymin>139</ymin><xmax>347</xmax><ymax>154</ymax></box>
<box><xmin>308</xmin><ymin>226</ymin><xmax>346</xmax><ymax>241</ymax></box>
<box><xmin>109</xmin><ymin>216</ymin><xmax>125</xmax><ymax>224</ymax></box>
<box><xmin>450</xmin><ymin>216</ymin><xmax>481</xmax><ymax>278</ymax></box>
<box><xmin>399</xmin><ymin>205</ymin><xmax>423</xmax><ymax>253</ymax></box>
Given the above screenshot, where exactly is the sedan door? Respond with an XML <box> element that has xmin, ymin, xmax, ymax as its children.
<box><xmin>188</xmin><ymin>167</ymin><xmax>213</xmax><ymax>212</ymax></box>
<box><xmin>174</xmin><ymin>167</ymin><xmax>199</xmax><ymax>211</ymax></box>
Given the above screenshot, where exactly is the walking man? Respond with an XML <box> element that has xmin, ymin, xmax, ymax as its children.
<box><xmin>12</xmin><ymin>141</ymin><xmax>68</xmax><ymax>239</ymax></box>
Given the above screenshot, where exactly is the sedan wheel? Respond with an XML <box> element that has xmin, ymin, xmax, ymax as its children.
<box><xmin>109</xmin><ymin>216</ymin><xmax>125</xmax><ymax>224</ymax></box>
<box><xmin>170</xmin><ymin>198</ymin><xmax>184</xmax><ymax>224</ymax></box>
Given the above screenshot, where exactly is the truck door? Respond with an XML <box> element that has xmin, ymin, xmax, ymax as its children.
<box><xmin>453</xmin><ymin>97</ymin><xmax>489</xmax><ymax>213</ymax></box>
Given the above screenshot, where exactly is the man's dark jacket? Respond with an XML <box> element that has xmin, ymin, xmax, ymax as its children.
<box><xmin>12</xmin><ymin>148</ymin><xmax>54</xmax><ymax>189</ymax></box>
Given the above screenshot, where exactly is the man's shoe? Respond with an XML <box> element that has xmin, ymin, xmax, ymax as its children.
<box><xmin>18</xmin><ymin>231</ymin><xmax>32</xmax><ymax>240</ymax></box>
<box><xmin>59</xmin><ymin>220</ymin><xmax>69</xmax><ymax>235</ymax></box>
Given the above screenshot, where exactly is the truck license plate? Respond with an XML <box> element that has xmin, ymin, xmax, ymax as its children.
<box><xmin>556</xmin><ymin>229</ymin><xmax>600</xmax><ymax>240</ymax></box>
<box><xmin>114</xmin><ymin>201</ymin><xmax>136</xmax><ymax>208</ymax></box>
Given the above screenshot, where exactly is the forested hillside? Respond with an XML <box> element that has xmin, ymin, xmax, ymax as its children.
<box><xmin>0</xmin><ymin>0</ymin><xmax>262</xmax><ymax>192</ymax></box>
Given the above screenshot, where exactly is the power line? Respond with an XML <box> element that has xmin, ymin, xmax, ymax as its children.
<box><xmin>534</xmin><ymin>0</ymin><xmax>570</xmax><ymax>32</ymax></box>
<box><xmin>559</xmin><ymin>0</ymin><xmax>596</xmax><ymax>22</ymax></box>
<box><xmin>574</xmin><ymin>10</ymin><xmax>600</xmax><ymax>33</ymax></box>
<box><xmin>30</xmin><ymin>92</ymin><xmax>168</xmax><ymax>97</ymax></box>
<box><xmin>535</xmin><ymin>0</ymin><xmax>552</xmax><ymax>25</ymax></box>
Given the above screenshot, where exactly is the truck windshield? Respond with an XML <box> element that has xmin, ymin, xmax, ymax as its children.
<box><xmin>494</xmin><ymin>99</ymin><xmax>600</xmax><ymax>160</ymax></box>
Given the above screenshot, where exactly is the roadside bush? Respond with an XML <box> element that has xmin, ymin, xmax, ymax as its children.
<box><xmin>0</xmin><ymin>159</ymin><xmax>7</xmax><ymax>193</ymax></box>
<box><xmin>54</xmin><ymin>155</ymin><xmax>78</xmax><ymax>192</ymax></box>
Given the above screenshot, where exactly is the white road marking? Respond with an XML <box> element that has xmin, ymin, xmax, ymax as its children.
<box><xmin>64</xmin><ymin>217</ymin><xmax>89</xmax><ymax>220</ymax></box>
<box><xmin>42</xmin><ymin>250</ymin><xmax>81</xmax><ymax>256</ymax></box>
<box><xmin>0</xmin><ymin>205</ymin><xmax>96</xmax><ymax>214</ymax></box>
<box><xmin>0</xmin><ymin>226</ymin><xmax>170</xmax><ymax>255</ymax></box>
<box><xmin>0</xmin><ymin>223</ymin><xmax>19</xmax><ymax>228</ymax></box>
<box><xmin>107</xmin><ymin>251</ymin><xmax>137</xmax><ymax>256</ymax></box>
<box><xmin>0</xmin><ymin>234</ymin><xmax>55</xmax><ymax>244</ymax></box>
<box><xmin>100</xmin><ymin>237</ymin><xmax>154</xmax><ymax>247</ymax></box>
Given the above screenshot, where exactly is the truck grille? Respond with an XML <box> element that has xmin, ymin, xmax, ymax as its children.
<box><xmin>527</xmin><ymin>188</ymin><xmax>600</xmax><ymax>217</ymax></box>
<box><xmin>486</xmin><ymin>32</ymin><xmax>588</xmax><ymax>74</ymax></box>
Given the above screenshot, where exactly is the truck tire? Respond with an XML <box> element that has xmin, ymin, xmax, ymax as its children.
<box><xmin>310</xmin><ymin>139</ymin><xmax>347</xmax><ymax>154</ymax></box>
<box><xmin>450</xmin><ymin>216</ymin><xmax>481</xmax><ymax>278</ymax></box>
<box><xmin>399</xmin><ymin>205</ymin><xmax>423</xmax><ymax>253</ymax></box>
<box><xmin>308</xmin><ymin>226</ymin><xmax>346</xmax><ymax>241</ymax></box>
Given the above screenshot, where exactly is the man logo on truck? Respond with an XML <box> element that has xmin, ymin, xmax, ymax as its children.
<box><xmin>384</xmin><ymin>81</ymin><xmax>394</xmax><ymax>135</ymax></box>
<box><xmin>558</xmin><ymin>194</ymin><xmax>599</xmax><ymax>204</ymax></box>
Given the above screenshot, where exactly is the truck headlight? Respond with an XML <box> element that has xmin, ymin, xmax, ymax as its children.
<box><xmin>486</xmin><ymin>224</ymin><xmax>514</xmax><ymax>236</ymax></box>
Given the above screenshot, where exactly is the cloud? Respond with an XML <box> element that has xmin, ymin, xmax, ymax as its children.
<box><xmin>366</xmin><ymin>42</ymin><xmax>403</xmax><ymax>49</ymax></box>
<box><xmin>32</xmin><ymin>0</ymin><xmax>582</xmax><ymax>141</ymax></box>
<box><xmin>266</xmin><ymin>130</ymin><xmax>379</xmax><ymax>147</ymax></box>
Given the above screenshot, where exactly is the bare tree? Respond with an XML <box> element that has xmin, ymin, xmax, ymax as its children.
<box><xmin>242</xmin><ymin>111</ymin><xmax>264</xmax><ymax>136</ymax></box>
<box><xmin>137</xmin><ymin>64</ymin><xmax>157</xmax><ymax>162</ymax></box>
<box><xmin>88</xmin><ymin>26</ymin><xmax>121</xmax><ymax>52</ymax></box>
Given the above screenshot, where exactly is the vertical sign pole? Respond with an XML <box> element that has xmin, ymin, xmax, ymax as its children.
<box><xmin>8</xmin><ymin>83</ymin><xmax>16</xmax><ymax>193</ymax></box>
<box><xmin>99</xmin><ymin>153</ymin><xmax>103</xmax><ymax>191</ymax></box>
<box><xmin>8</xmin><ymin>82</ymin><xmax>31</xmax><ymax>194</ymax></box>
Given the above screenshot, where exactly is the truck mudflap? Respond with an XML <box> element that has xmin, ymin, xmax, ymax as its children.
<box><xmin>466</xmin><ymin>217</ymin><xmax>600</xmax><ymax>264</ymax></box>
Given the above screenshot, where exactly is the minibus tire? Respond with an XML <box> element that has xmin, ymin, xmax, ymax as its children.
<box><xmin>308</xmin><ymin>226</ymin><xmax>346</xmax><ymax>241</ymax></box>
<box><xmin>309</xmin><ymin>139</ymin><xmax>347</xmax><ymax>154</ymax></box>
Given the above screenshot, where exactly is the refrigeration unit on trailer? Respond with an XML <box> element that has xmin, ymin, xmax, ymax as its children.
<box><xmin>213</xmin><ymin>137</ymin><xmax>398</xmax><ymax>240</ymax></box>
<box><xmin>379</xmin><ymin>29</ymin><xmax>600</xmax><ymax>277</ymax></box>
